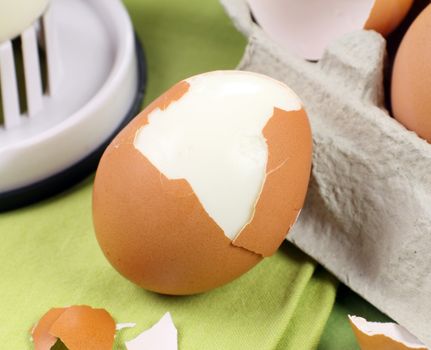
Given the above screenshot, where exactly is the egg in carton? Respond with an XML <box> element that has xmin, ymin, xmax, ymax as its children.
<box><xmin>221</xmin><ymin>0</ymin><xmax>431</xmax><ymax>346</ymax></box>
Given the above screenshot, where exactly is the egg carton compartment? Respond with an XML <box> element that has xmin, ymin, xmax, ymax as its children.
<box><xmin>221</xmin><ymin>0</ymin><xmax>431</xmax><ymax>346</ymax></box>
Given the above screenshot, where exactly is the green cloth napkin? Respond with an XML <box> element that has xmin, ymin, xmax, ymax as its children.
<box><xmin>0</xmin><ymin>179</ymin><xmax>335</xmax><ymax>349</ymax></box>
<box><xmin>0</xmin><ymin>0</ymin><xmax>340</xmax><ymax>348</ymax></box>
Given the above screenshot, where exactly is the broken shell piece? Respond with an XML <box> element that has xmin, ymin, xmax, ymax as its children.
<box><xmin>116</xmin><ymin>323</ymin><xmax>137</xmax><ymax>331</ymax></box>
<box><xmin>31</xmin><ymin>305</ymin><xmax>116</xmax><ymax>350</ymax></box>
<box><xmin>349</xmin><ymin>315</ymin><xmax>428</xmax><ymax>350</ymax></box>
<box><xmin>125</xmin><ymin>313</ymin><xmax>177</xmax><ymax>350</ymax></box>
<box><xmin>247</xmin><ymin>0</ymin><xmax>413</xmax><ymax>60</ymax></box>
<box><xmin>93</xmin><ymin>70</ymin><xmax>312</xmax><ymax>295</ymax></box>
<box><xmin>32</xmin><ymin>308</ymin><xmax>66</xmax><ymax>350</ymax></box>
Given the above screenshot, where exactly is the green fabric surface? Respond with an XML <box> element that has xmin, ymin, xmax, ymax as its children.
<box><xmin>0</xmin><ymin>0</ymin><xmax>369</xmax><ymax>348</ymax></box>
<box><xmin>0</xmin><ymin>180</ymin><xmax>335</xmax><ymax>349</ymax></box>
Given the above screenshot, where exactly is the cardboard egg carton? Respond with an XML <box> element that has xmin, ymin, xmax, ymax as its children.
<box><xmin>221</xmin><ymin>0</ymin><xmax>431</xmax><ymax>346</ymax></box>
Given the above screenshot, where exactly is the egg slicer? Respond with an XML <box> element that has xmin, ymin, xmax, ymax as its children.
<box><xmin>0</xmin><ymin>0</ymin><xmax>147</xmax><ymax>211</ymax></box>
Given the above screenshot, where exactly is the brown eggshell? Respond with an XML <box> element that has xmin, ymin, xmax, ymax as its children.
<box><xmin>349</xmin><ymin>317</ymin><xmax>427</xmax><ymax>350</ymax></box>
<box><xmin>365</xmin><ymin>0</ymin><xmax>414</xmax><ymax>36</ymax></box>
<box><xmin>233</xmin><ymin>107</ymin><xmax>312</xmax><ymax>256</ymax></box>
<box><xmin>93</xmin><ymin>75</ymin><xmax>312</xmax><ymax>295</ymax></box>
<box><xmin>391</xmin><ymin>4</ymin><xmax>431</xmax><ymax>143</ymax></box>
<box><xmin>31</xmin><ymin>306</ymin><xmax>116</xmax><ymax>350</ymax></box>
<box><xmin>32</xmin><ymin>308</ymin><xmax>66</xmax><ymax>350</ymax></box>
<box><xmin>49</xmin><ymin>305</ymin><xmax>116</xmax><ymax>350</ymax></box>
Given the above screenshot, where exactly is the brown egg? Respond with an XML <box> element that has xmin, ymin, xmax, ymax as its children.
<box><xmin>391</xmin><ymin>5</ymin><xmax>431</xmax><ymax>143</ymax></box>
<box><xmin>93</xmin><ymin>71</ymin><xmax>312</xmax><ymax>295</ymax></box>
<box><xmin>365</xmin><ymin>0</ymin><xmax>414</xmax><ymax>37</ymax></box>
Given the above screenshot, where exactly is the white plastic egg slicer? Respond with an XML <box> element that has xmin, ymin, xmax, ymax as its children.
<box><xmin>0</xmin><ymin>0</ymin><xmax>146</xmax><ymax>211</ymax></box>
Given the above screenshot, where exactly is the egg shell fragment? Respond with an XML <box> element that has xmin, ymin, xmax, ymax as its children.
<box><xmin>93</xmin><ymin>71</ymin><xmax>312</xmax><ymax>295</ymax></box>
<box><xmin>391</xmin><ymin>4</ymin><xmax>431</xmax><ymax>143</ymax></box>
<box><xmin>247</xmin><ymin>0</ymin><xmax>413</xmax><ymax>60</ymax></box>
<box><xmin>31</xmin><ymin>306</ymin><xmax>116</xmax><ymax>350</ymax></box>
<box><xmin>125</xmin><ymin>312</ymin><xmax>177</xmax><ymax>350</ymax></box>
<box><xmin>49</xmin><ymin>306</ymin><xmax>116</xmax><ymax>350</ymax></box>
<box><xmin>349</xmin><ymin>316</ymin><xmax>428</xmax><ymax>350</ymax></box>
<box><xmin>32</xmin><ymin>308</ymin><xmax>66</xmax><ymax>350</ymax></box>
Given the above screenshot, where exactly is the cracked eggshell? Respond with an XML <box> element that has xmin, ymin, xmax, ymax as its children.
<box><xmin>391</xmin><ymin>5</ymin><xmax>431</xmax><ymax>143</ymax></box>
<box><xmin>31</xmin><ymin>305</ymin><xmax>116</xmax><ymax>350</ymax></box>
<box><xmin>32</xmin><ymin>308</ymin><xmax>66</xmax><ymax>350</ymax></box>
<box><xmin>125</xmin><ymin>312</ymin><xmax>177</xmax><ymax>350</ymax></box>
<box><xmin>93</xmin><ymin>71</ymin><xmax>312</xmax><ymax>295</ymax></box>
<box><xmin>247</xmin><ymin>0</ymin><xmax>413</xmax><ymax>60</ymax></box>
<box><xmin>349</xmin><ymin>316</ymin><xmax>427</xmax><ymax>350</ymax></box>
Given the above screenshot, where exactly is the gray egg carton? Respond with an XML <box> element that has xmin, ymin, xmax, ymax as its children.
<box><xmin>221</xmin><ymin>0</ymin><xmax>431</xmax><ymax>346</ymax></box>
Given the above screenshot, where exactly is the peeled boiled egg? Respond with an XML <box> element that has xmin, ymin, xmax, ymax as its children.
<box><xmin>391</xmin><ymin>5</ymin><xmax>431</xmax><ymax>143</ymax></box>
<box><xmin>247</xmin><ymin>0</ymin><xmax>413</xmax><ymax>60</ymax></box>
<box><xmin>93</xmin><ymin>70</ymin><xmax>312</xmax><ymax>295</ymax></box>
